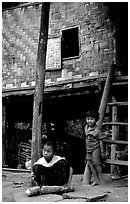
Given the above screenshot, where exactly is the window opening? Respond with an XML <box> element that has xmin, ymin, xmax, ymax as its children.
<box><xmin>61</xmin><ymin>27</ymin><xmax>79</xmax><ymax>59</ymax></box>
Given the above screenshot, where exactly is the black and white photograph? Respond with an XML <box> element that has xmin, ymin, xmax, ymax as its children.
<box><xmin>2</xmin><ymin>1</ymin><xmax>128</xmax><ymax>202</ymax></box>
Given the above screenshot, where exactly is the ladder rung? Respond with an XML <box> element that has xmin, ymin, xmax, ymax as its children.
<box><xmin>107</xmin><ymin>102</ymin><xmax>128</xmax><ymax>106</ymax></box>
<box><xmin>103</xmin><ymin>139</ymin><xmax>128</xmax><ymax>145</ymax></box>
<box><xmin>112</xmin><ymin>82</ymin><xmax>128</xmax><ymax>86</ymax></box>
<box><xmin>104</xmin><ymin>159</ymin><xmax>128</xmax><ymax>166</ymax></box>
<box><xmin>114</xmin><ymin>75</ymin><xmax>128</xmax><ymax>82</ymax></box>
<box><xmin>102</xmin><ymin>122</ymin><xmax>128</xmax><ymax>126</ymax></box>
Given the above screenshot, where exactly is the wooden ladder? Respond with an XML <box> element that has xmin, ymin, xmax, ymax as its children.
<box><xmin>98</xmin><ymin>64</ymin><xmax>128</xmax><ymax>174</ymax></box>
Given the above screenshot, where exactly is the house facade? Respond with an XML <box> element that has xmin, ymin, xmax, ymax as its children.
<box><xmin>2</xmin><ymin>2</ymin><xmax>127</xmax><ymax>173</ymax></box>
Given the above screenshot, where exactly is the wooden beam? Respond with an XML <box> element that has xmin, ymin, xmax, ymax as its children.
<box><xmin>103</xmin><ymin>139</ymin><xmax>128</xmax><ymax>145</ymax></box>
<box><xmin>2</xmin><ymin>102</ymin><xmax>7</xmax><ymax>166</ymax></box>
<box><xmin>102</xmin><ymin>122</ymin><xmax>128</xmax><ymax>126</ymax></box>
<box><xmin>31</xmin><ymin>3</ymin><xmax>50</xmax><ymax>167</ymax></box>
<box><xmin>2</xmin><ymin>74</ymin><xmax>107</xmax><ymax>98</ymax></box>
<box><xmin>104</xmin><ymin>159</ymin><xmax>128</xmax><ymax>166</ymax></box>
<box><xmin>107</xmin><ymin>102</ymin><xmax>128</xmax><ymax>106</ymax></box>
<box><xmin>97</xmin><ymin>63</ymin><xmax>116</xmax><ymax>128</ymax></box>
<box><xmin>112</xmin><ymin>82</ymin><xmax>128</xmax><ymax>86</ymax></box>
<box><xmin>111</xmin><ymin>96</ymin><xmax>119</xmax><ymax>174</ymax></box>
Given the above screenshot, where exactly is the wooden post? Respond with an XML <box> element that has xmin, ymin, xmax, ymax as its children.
<box><xmin>97</xmin><ymin>63</ymin><xmax>116</xmax><ymax>129</ymax></box>
<box><xmin>2</xmin><ymin>102</ymin><xmax>7</xmax><ymax>166</ymax></box>
<box><xmin>31</xmin><ymin>3</ymin><xmax>50</xmax><ymax>167</ymax></box>
<box><xmin>111</xmin><ymin>96</ymin><xmax>119</xmax><ymax>174</ymax></box>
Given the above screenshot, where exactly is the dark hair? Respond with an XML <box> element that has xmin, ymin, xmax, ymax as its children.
<box><xmin>43</xmin><ymin>140</ymin><xmax>57</xmax><ymax>153</ymax></box>
<box><xmin>86</xmin><ymin>109</ymin><xmax>99</xmax><ymax>121</ymax></box>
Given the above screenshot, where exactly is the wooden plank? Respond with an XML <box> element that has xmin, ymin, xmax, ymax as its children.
<box><xmin>102</xmin><ymin>122</ymin><xmax>128</xmax><ymax>126</ymax></box>
<box><xmin>107</xmin><ymin>102</ymin><xmax>128</xmax><ymax>106</ymax></box>
<box><xmin>103</xmin><ymin>139</ymin><xmax>128</xmax><ymax>145</ymax></box>
<box><xmin>112</xmin><ymin>82</ymin><xmax>128</xmax><ymax>86</ymax></box>
<box><xmin>46</xmin><ymin>37</ymin><xmax>61</xmax><ymax>70</ymax></box>
<box><xmin>104</xmin><ymin>159</ymin><xmax>128</xmax><ymax>166</ymax></box>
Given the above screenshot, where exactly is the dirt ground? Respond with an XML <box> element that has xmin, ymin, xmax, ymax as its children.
<box><xmin>2</xmin><ymin>171</ymin><xmax>128</xmax><ymax>202</ymax></box>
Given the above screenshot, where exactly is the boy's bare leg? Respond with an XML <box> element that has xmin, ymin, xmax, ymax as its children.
<box><xmin>95</xmin><ymin>165</ymin><xmax>104</xmax><ymax>184</ymax></box>
<box><xmin>91</xmin><ymin>148</ymin><xmax>104</xmax><ymax>185</ymax></box>
<box><xmin>88</xmin><ymin>162</ymin><xmax>100</xmax><ymax>186</ymax></box>
<box><xmin>82</xmin><ymin>164</ymin><xmax>91</xmax><ymax>185</ymax></box>
<box><xmin>90</xmin><ymin>166</ymin><xmax>100</xmax><ymax>186</ymax></box>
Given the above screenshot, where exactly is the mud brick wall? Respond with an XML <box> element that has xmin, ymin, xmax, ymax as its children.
<box><xmin>2</xmin><ymin>2</ymin><xmax>115</xmax><ymax>90</ymax></box>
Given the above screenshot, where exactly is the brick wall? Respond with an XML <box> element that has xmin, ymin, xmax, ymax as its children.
<box><xmin>2</xmin><ymin>2</ymin><xmax>115</xmax><ymax>90</ymax></box>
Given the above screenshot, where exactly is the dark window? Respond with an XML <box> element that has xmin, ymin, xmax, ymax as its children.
<box><xmin>61</xmin><ymin>27</ymin><xmax>79</xmax><ymax>59</ymax></box>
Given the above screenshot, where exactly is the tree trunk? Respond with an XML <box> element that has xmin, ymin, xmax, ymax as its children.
<box><xmin>31</xmin><ymin>3</ymin><xmax>50</xmax><ymax>167</ymax></box>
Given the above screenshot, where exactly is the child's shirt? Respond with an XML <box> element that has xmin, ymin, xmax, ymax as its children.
<box><xmin>85</xmin><ymin>124</ymin><xmax>102</xmax><ymax>153</ymax></box>
<box><xmin>34</xmin><ymin>155</ymin><xmax>65</xmax><ymax>167</ymax></box>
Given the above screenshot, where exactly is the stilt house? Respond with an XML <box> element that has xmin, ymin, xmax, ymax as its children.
<box><xmin>2</xmin><ymin>2</ymin><xmax>128</xmax><ymax>174</ymax></box>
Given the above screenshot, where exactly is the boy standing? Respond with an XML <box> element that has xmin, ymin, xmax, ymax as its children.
<box><xmin>82</xmin><ymin>109</ymin><xmax>105</xmax><ymax>186</ymax></box>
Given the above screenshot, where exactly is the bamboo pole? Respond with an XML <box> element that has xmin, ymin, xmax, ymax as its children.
<box><xmin>31</xmin><ymin>3</ymin><xmax>50</xmax><ymax>167</ymax></box>
<box><xmin>97</xmin><ymin>63</ymin><xmax>116</xmax><ymax>129</ymax></box>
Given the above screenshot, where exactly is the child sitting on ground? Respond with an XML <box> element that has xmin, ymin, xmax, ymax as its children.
<box><xmin>82</xmin><ymin>109</ymin><xmax>105</xmax><ymax>186</ymax></box>
<box><xmin>32</xmin><ymin>140</ymin><xmax>73</xmax><ymax>187</ymax></box>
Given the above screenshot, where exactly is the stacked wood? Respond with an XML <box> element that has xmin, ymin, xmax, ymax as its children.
<box><xmin>18</xmin><ymin>142</ymin><xmax>31</xmax><ymax>167</ymax></box>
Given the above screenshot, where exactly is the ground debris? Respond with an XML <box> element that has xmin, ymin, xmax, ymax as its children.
<box><xmin>2</xmin><ymin>172</ymin><xmax>128</xmax><ymax>202</ymax></box>
<box><xmin>13</xmin><ymin>181</ymin><xmax>24</xmax><ymax>188</ymax></box>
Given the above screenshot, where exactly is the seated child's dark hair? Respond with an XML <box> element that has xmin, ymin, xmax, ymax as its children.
<box><xmin>86</xmin><ymin>109</ymin><xmax>99</xmax><ymax>121</ymax></box>
<box><xmin>43</xmin><ymin>140</ymin><xmax>57</xmax><ymax>153</ymax></box>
